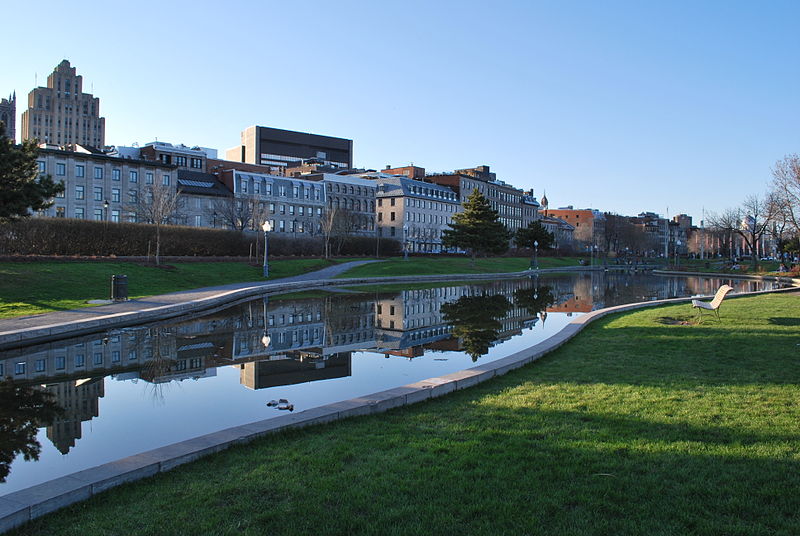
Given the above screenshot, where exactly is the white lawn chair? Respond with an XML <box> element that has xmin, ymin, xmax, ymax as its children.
<box><xmin>692</xmin><ymin>284</ymin><xmax>734</xmax><ymax>321</ymax></box>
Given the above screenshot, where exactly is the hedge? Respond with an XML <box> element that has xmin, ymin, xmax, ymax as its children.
<box><xmin>0</xmin><ymin>218</ymin><xmax>402</xmax><ymax>258</ymax></box>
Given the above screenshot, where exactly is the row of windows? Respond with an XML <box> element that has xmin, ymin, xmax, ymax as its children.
<box><xmin>240</xmin><ymin>179</ymin><xmax>322</xmax><ymax>201</ymax></box>
<box><xmin>326</xmin><ymin>183</ymin><xmax>375</xmax><ymax>197</ymax></box>
<box><xmin>1</xmin><ymin>349</ymin><xmax>129</xmax><ymax>377</ymax></box>
<box><xmin>39</xmin><ymin>161</ymin><xmax>169</xmax><ymax>185</ymax></box>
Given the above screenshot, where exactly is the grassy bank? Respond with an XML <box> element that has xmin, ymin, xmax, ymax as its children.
<box><xmin>13</xmin><ymin>292</ymin><xmax>800</xmax><ymax>535</ymax></box>
<box><xmin>335</xmin><ymin>256</ymin><xmax>583</xmax><ymax>278</ymax></box>
<box><xmin>0</xmin><ymin>259</ymin><xmax>336</xmax><ymax>318</ymax></box>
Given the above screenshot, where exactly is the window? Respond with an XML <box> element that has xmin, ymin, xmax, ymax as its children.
<box><xmin>75</xmin><ymin>185</ymin><xmax>85</xmax><ymax>200</ymax></box>
<box><xmin>112</xmin><ymin>351</ymin><xmax>120</xmax><ymax>363</ymax></box>
<box><xmin>390</xmin><ymin>198</ymin><xmax>395</xmax><ymax>206</ymax></box>
<box><xmin>195</xmin><ymin>215</ymin><xmax>202</xmax><ymax>226</ymax></box>
<box><xmin>112</xmin><ymin>188</ymin><xmax>120</xmax><ymax>202</ymax></box>
<box><xmin>293</xmin><ymin>186</ymin><xmax>299</xmax><ymax>197</ymax></box>
<box><xmin>112</xmin><ymin>168</ymin><xmax>121</xmax><ymax>181</ymax></box>
<box><xmin>162</xmin><ymin>174</ymin><xmax>170</xmax><ymax>186</ymax></box>
<box><xmin>94</xmin><ymin>167</ymin><xmax>103</xmax><ymax>179</ymax></box>
<box><xmin>129</xmin><ymin>189</ymin><xmax>138</xmax><ymax>203</ymax></box>
<box><xmin>175</xmin><ymin>156</ymin><xmax>187</xmax><ymax>167</ymax></box>
<box><xmin>75</xmin><ymin>354</ymin><xmax>85</xmax><ymax>367</ymax></box>
<box><xmin>55</xmin><ymin>356</ymin><xmax>65</xmax><ymax>370</ymax></box>
<box><xmin>94</xmin><ymin>209</ymin><xmax>103</xmax><ymax>220</ymax></box>
<box><xmin>35</xmin><ymin>359</ymin><xmax>46</xmax><ymax>372</ymax></box>
<box><xmin>390</xmin><ymin>212</ymin><xmax>395</xmax><ymax>221</ymax></box>
<box><xmin>129</xmin><ymin>170</ymin><xmax>138</xmax><ymax>182</ymax></box>
<box><xmin>75</xmin><ymin>207</ymin><xmax>84</xmax><ymax>219</ymax></box>
<box><xmin>94</xmin><ymin>186</ymin><xmax>103</xmax><ymax>201</ymax></box>
<box><xmin>75</xmin><ymin>164</ymin><xmax>85</xmax><ymax>178</ymax></box>
<box><xmin>146</xmin><ymin>172</ymin><xmax>154</xmax><ymax>184</ymax></box>
<box><xmin>190</xmin><ymin>158</ymin><xmax>202</xmax><ymax>169</ymax></box>
<box><xmin>14</xmin><ymin>362</ymin><xmax>25</xmax><ymax>375</ymax></box>
<box><xmin>288</xmin><ymin>205</ymin><xmax>295</xmax><ymax>215</ymax></box>
<box><xmin>37</xmin><ymin>161</ymin><xmax>46</xmax><ymax>173</ymax></box>
<box><xmin>111</xmin><ymin>210</ymin><xmax>120</xmax><ymax>222</ymax></box>
<box><xmin>94</xmin><ymin>353</ymin><xmax>103</xmax><ymax>365</ymax></box>
<box><xmin>56</xmin><ymin>163</ymin><xmax>66</xmax><ymax>176</ymax></box>
<box><xmin>241</xmin><ymin>180</ymin><xmax>247</xmax><ymax>193</ymax></box>
<box><xmin>56</xmin><ymin>206</ymin><xmax>65</xmax><ymax>218</ymax></box>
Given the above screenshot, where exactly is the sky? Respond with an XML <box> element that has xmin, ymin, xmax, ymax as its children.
<box><xmin>3</xmin><ymin>0</ymin><xmax>799</xmax><ymax>223</ymax></box>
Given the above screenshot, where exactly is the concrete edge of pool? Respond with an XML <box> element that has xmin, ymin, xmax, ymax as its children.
<box><xmin>0</xmin><ymin>277</ymin><xmax>797</xmax><ymax>532</ymax></box>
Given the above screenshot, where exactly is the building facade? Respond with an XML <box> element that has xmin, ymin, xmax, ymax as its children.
<box><xmin>0</xmin><ymin>92</ymin><xmax>15</xmax><ymax>140</ymax></box>
<box><xmin>545</xmin><ymin>207</ymin><xmax>605</xmax><ymax>252</ymax></box>
<box><xmin>21</xmin><ymin>60</ymin><xmax>105</xmax><ymax>147</ymax></box>
<box><xmin>34</xmin><ymin>147</ymin><xmax>176</xmax><ymax>222</ymax></box>
<box><xmin>365</xmin><ymin>173</ymin><xmax>459</xmax><ymax>252</ymax></box>
<box><xmin>226</xmin><ymin>125</ymin><xmax>353</xmax><ymax>171</ymax></box>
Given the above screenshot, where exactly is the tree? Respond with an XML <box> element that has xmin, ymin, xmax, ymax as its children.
<box><xmin>442</xmin><ymin>189</ymin><xmax>510</xmax><ymax>264</ymax></box>
<box><xmin>320</xmin><ymin>207</ymin><xmax>359</xmax><ymax>258</ymax></box>
<box><xmin>0</xmin><ymin>122</ymin><xmax>64</xmax><ymax>222</ymax></box>
<box><xmin>708</xmin><ymin>195</ymin><xmax>778</xmax><ymax>269</ymax></box>
<box><xmin>441</xmin><ymin>293</ymin><xmax>511</xmax><ymax>360</ymax></box>
<box><xmin>127</xmin><ymin>181</ymin><xmax>182</xmax><ymax>265</ymax></box>
<box><xmin>0</xmin><ymin>381</ymin><xmax>63</xmax><ymax>482</ymax></box>
<box><xmin>515</xmin><ymin>220</ymin><xmax>554</xmax><ymax>267</ymax></box>
<box><xmin>770</xmin><ymin>154</ymin><xmax>800</xmax><ymax>233</ymax></box>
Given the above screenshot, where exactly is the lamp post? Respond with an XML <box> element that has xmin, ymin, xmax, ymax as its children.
<box><xmin>212</xmin><ymin>211</ymin><xmax>218</xmax><ymax>228</ymax></box>
<box><xmin>675</xmin><ymin>239</ymin><xmax>682</xmax><ymax>267</ymax></box>
<box><xmin>262</xmin><ymin>220</ymin><xmax>272</xmax><ymax>278</ymax></box>
<box><xmin>103</xmin><ymin>199</ymin><xmax>109</xmax><ymax>221</ymax></box>
<box><xmin>261</xmin><ymin>297</ymin><xmax>271</xmax><ymax>349</ymax></box>
<box><xmin>403</xmin><ymin>225</ymin><xmax>409</xmax><ymax>260</ymax></box>
<box><xmin>533</xmin><ymin>239</ymin><xmax>539</xmax><ymax>270</ymax></box>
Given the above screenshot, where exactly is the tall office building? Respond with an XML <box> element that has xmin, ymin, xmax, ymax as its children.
<box><xmin>226</xmin><ymin>125</ymin><xmax>353</xmax><ymax>171</ymax></box>
<box><xmin>0</xmin><ymin>92</ymin><xmax>15</xmax><ymax>140</ymax></box>
<box><xmin>21</xmin><ymin>60</ymin><xmax>105</xmax><ymax>147</ymax></box>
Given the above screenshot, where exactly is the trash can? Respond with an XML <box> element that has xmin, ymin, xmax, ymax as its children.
<box><xmin>111</xmin><ymin>274</ymin><xmax>128</xmax><ymax>301</ymax></box>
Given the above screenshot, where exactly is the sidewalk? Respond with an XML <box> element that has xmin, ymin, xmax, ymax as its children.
<box><xmin>0</xmin><ymin>260</ymin><xmax>378</xmax><ymax>349</ymax></box>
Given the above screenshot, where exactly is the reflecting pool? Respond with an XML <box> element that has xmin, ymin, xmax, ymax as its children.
<box><xmin>0</xmin><ymin>272</ymin><xmax>786</xmax><ymax>493</ymax></box>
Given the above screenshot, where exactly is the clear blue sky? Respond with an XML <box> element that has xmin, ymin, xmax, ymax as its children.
<box><xmin>4</xmin><ymin>0</ymin><xmax>798</xmax><ymax>223</ymax></box>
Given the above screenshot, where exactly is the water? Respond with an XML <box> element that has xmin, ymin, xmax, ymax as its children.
<box><xmin>0</xmin><ymin>271</ymin><xmax>785</xmax><ymax>494</ymax></box>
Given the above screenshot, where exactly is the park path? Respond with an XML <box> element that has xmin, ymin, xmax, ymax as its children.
<box><xmin>0</xmin><ymin>260</ymin><xmax>378</xmax><ymax>346</ymax></box>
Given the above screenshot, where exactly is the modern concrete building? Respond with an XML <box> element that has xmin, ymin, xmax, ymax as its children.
<box><xmin>226</xmin><ymin>125</ymin><xmax>353</xmax><ymax>171</ymax></box>
<box><xmin>21</xmin><ymin>60</ymin><xmax>105</xmax><ymax>147</ymax></box>
<box><xmin>0</xmin><ymin>92</ymin><xmax>15</xmax><ymax>140</ymax></box>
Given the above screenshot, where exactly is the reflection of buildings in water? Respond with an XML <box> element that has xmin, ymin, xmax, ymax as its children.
<box><xmin>43</xmin><ymin>378</ymin><xmax>104</xmax><ymax>454</ymax></box>
<box><xmin>239</xmin><ymin>352</ymin><xmax>352</xmax><ymax>390</ymax></box>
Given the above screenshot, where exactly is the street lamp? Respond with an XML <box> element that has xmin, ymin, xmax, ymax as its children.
<box><xmin>261</xmin><ymin>297</ymin><xmax>271</xmax><ymax>348</ymax></box>
<box><xmin>533</xmin><ymin>240</ymin><xmax>539</xmax><ymax>270</ymax></box>
<box><xmin>262</xmin><ymin>220</ymin><xmax>272</xmax><ymax>278</ymax></box>
<box><xmin>675</xmin><ymin>240</ymin><xmax>682</xmax><ymax>267</ymax></box>
<box><xmin>103</xmin><ymin>199</ymin><xmax>109</xmax><ymax>221</ymax></box>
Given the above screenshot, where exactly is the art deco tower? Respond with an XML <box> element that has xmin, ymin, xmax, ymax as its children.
<box><xmin>0</xmin><ymin>92</ymin><xmax>15</xmax><ymax>140</ymax></box>
<box><xmin>21</xmin><ymin>60</ymin><xmax>105</xmax><ymax>147</ymax></box>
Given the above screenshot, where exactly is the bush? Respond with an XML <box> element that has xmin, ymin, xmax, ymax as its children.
<box><xmin>0</xmin><ymin>218</ymin><xmax>403</xmax><ymax>258</ymax></box>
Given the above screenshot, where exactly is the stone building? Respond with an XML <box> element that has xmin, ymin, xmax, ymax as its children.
<box><xmin>33</xmin><ymin>146</ymin><xmax>176</xmax><ymax>222</ymax></box>
<box><xmin>0</xmin><ymin>92</ymin><xmax>15</xmax><ymax>140</ymax></box>
<box><xmin>362</xmin><ymin>173</ymin><xmax>459</xmax><ymax>252</ymax></box>
<box><xmin>21</xmin><ymin>60</ymin><xmax>105</xmax><ymax>147</ymax></box>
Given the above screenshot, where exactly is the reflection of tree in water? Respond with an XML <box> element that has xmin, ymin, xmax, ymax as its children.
<box><xmin>0</xmin><ymin>381</ymin><xmax>63</xmax><ymax>482</ymax></box>
<box><xmin>441</xmin><ymin>294</ymin><xmax>511</xmax><ymax>361</ymax></box>
<box><xmin>514</xmin><ymin>284</ymin><xmax>555</xmax><ymax>316</ymax></box>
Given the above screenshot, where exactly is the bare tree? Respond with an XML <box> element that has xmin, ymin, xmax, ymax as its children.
<box><xmin>320</xmin><ymin>207</ymin><xmax>359</xmax><ymax>258</ymax></box>
<box><xmin>770</xmin><ymin>154</ymin><xmax>800</xmax><ymax>233</ymax></box>
<box><xmin>210</xmin><ymin>196</ymin><xmax>256</xmax><ymax>232</ymax></box>
<box><xmin>708</xmin><ymin>195</ymin><xmax>777</xmax><ymax>268</ymax></box>
<box><xmin>127</xmin><ymin>182</ymin><xmax>182</xmax><ymax>265</ymax></box>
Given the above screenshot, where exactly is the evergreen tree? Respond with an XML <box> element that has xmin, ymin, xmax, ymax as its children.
<box><xmin>0</xmin><ymin>122</ymin><xmax>64</xmax><ymax>222</ymax></box>
<box><xmin>515</xmin><ymin>220</ymin><xmax>555</xmax><ymax>267</ymax></box>
<box><xmin>442</xmin><ymin>189</ymin><xmax>510</xmax><ymax>263</ymax></box>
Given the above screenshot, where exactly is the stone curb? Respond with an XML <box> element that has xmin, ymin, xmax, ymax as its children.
<box><xmin>2</xmin><ymin>281</ymin><xmax>795</xmax><ymax>533</ymax></box>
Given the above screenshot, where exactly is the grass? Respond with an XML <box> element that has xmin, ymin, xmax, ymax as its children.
<box><xmin>0</xmin><ymin>259</ymin><xmax>336</xmax><ymax>318</ymax></box>
<box><xmin>12</xmin><ymin>292</ymin><xmax>800</xmax><ymax>535</ymax></box>
<box><xmin>336</xmin><ymin>255</ymin><xmax>584</xmax><ymax>278</ymax></box>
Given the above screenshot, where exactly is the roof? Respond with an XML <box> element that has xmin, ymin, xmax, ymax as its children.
<box><xmin>176</xmin><ymin>170</ymin><xmax>232</xmax><ymax>197</ymax></box>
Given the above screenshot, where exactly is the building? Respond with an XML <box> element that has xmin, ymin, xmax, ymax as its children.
<box><xmin>226</xmin><ymin>125</ymin><xmax>353</xmax><ymax>171</ymax></box>
<box><xmin>176</xmin><ymin>169</ymin><xmax>234</xmax><ymax>228</ymax></box>
<box><xmin>363</xmin><ymin>173</ymin><xmax>459</xmax><ymax>252</ymax></box>
<box><xmin>33</xmin><ymin>146</ymin><xmax>176</xmax><ymax>222</ymax></box>
<box><xmin>545</xmin><ymin>207</ymin><xmax>605</xmax><ymax>252</ymax></box>
<box><xmin>0</xmin><ymin>92</ymin><xmax>15</xmax><ymax>140</ymax></box>
<box><xmin>21</xmin><ymin>60</ymin><xmax>105</xmax><ymax>147</ymax></box>
<box><xmin>381</xmin><ymin>165</ymin><xmax>426</xmax><ymax>180</ymax></box>
<box><xmin>139</xmin><ymin>142</ymin><xmax>211</xmax><ymax>173</ymax></box>
<box><xmin>217</xmin><ymin>168</ymin><xmax>325</xmax><ymax>235</ymax></box>
<box><xmin>426</xmin><ymin>165</ymin><xmax>527</xmax><ymax>233</ymax></box>
<box><xmin>539</xmin><ymin>215</ymin><xmax>575</xmax><ymax>250</ymax></box>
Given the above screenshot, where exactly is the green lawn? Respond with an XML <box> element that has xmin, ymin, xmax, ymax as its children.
<box><xmin>13</xmin><ymin>292</ymin><xmax>800</xmax><ymax>535</ymax></box>
<box><xmin>0</xmin><ymin>259</ymin><xmax>336</xmax><ymax>318</ymax></box>
<box><xmin>336</xmin><ymin>255</ymin><xmax>583</xmax><ymax>278</ymax></box>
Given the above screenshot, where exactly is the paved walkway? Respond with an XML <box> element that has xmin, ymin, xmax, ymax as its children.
<box><xmin>0</xmin><ymin>260</ymin><xmax>379</xmax><ymax>348</ymax></box>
